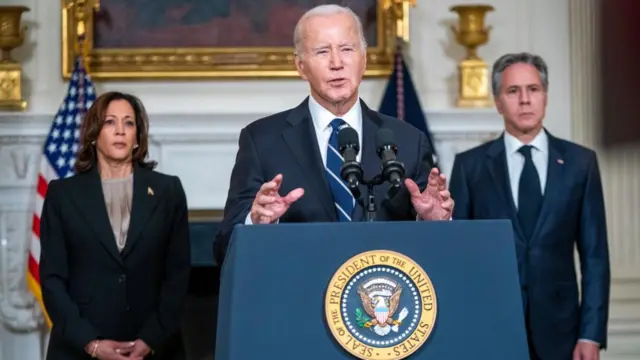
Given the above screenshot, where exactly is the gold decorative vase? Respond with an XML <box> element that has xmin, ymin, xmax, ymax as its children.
<box><xmin>449</xmin><ymin>4</ymin><xmax>494</xmax><ymax>108</ymax></box>
<box><xmin>0</xmin><ymin>5</ymin><xmax>29</xmax><ymax>111</ymax></box>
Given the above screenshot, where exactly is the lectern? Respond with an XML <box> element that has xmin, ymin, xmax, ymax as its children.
<box><xmin>215</xmin><ymin>220</ymin><xmax>529</xmax><ymax>359</ymax></box>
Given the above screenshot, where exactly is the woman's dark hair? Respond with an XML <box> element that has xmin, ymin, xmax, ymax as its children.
<box><xmin>75</xmin><ymin>91</ymin><xmax>157</xmax><ymax>173</ymax></box>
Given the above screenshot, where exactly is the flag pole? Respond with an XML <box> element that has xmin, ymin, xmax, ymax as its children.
<box><xmin>380</xmin><ymin>0</ymin><xmax>417</xmax><ymax>44</ymax></box>
<box><xmin>63</xmin><ymin>0</ymin><xmax>100</xmax><ymax>73</ymax></box>
<box><xmin>378</xmin><ymin>3</ymin><xmax>439</xmax><ymax>169</ymax></box>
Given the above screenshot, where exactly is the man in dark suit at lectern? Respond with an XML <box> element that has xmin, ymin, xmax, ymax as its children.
<box><xmin>214</xmin><ymin>4</ymin><xmax>455</xmax><ymax>265</ymax></box>
<box><xmin>449</xmin><ymin>52</ymin><xmax>610</xmax><ymax>360</ymax></box>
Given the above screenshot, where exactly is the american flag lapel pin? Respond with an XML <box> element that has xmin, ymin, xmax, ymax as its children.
<box><xmin>147</xmin><ymin>187</ymin><xmax>154</xmax><ymax>196</ymax></box>
<box><xmin>557</xmin><ymin>159</ymin><xmax>564</xmax><ymax>165</ymax></box>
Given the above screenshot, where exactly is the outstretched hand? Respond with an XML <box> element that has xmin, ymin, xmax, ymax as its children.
<box><xmin>405</xmin><ymin>168</ymin><xmax>454</xmax><ymax>221</ymax></box>
<box><xmin>250</xmin><ymin>174</ymin><xmax>304</xmax><ymax>224</ymax></box>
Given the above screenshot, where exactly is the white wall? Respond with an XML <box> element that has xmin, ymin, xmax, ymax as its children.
<box><xmin>2</xmin><ymin>1</ymin><xmax>636</xmax><ymax>360</ymax></box>
<box><xmin>12</xmin><ymin>0</ymin><xmax>572</xmax><ymax>138</ymax></box>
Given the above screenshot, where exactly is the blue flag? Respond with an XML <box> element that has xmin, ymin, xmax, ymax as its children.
<box><xmin>379</xmin><ymin>49</ymin><xmax>438</xmax><ymax>166</ymax></box>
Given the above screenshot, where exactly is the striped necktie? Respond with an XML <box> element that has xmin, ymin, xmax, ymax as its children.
<box><xmin>325</xmin><ymin>118</ymin><xmax>355</xmax><ymax>221</ymax></box>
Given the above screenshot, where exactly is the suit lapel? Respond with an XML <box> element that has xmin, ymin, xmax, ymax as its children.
<box><xmin>485</xmin><ymin>137</ymin><xmax>526</xmax><ymax>242</ymax></box>
<box><xmin>71</xmin><ymin>167</ymin><xmax>124</xmax><ymax>266</ymax></box>
<box><xmin>352</xmin><ymin>101</ymin><xmax>383</xmax><ymax>221</ymax></box>
<box><xmin>122</xmin><ymin>167</ymin><xmax>160</xmax><ymax>258</ymax></box>
<box><xmin>360</xmin><ymin>101</ymin><xmax>383</xmax><ymax>183</ymax></box>
<box><xmin>282</xmin><ymin>98</ymin><xmax>336</xmax><ymax>220</ymax></box>
<box><xmin>530</xmin><ymin>133</ymin><xmax>566</xmax><ymax>241</ymax></box>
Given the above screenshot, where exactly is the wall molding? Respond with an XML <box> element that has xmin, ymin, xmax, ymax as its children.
<box><xmin>0</xmin><ymin>110</ymin><xmax>504</xmax><ymax>211</ymax></box>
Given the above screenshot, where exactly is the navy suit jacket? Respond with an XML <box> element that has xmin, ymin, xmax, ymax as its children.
<box><xmin>214</xmin><ymin>97</ymin><xmax>436</xmax><ymax>265</ymax></box>
<box><xmin>449</xmin><ymin>130</ymin><xmax>610</xmax><ymax>359</ymax></box>
<box><xmin>39</xmin><ymin>166</ymin><xmax>190</xmax><ymax>360</ymax></box>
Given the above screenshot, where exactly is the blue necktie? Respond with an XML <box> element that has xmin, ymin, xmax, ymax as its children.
<box><xmin>517</xmin><ymin>145</ymin><xmax>543</xmax><ymax>240</ymax></box>
<box><xmin>325</xmin><ymin>118</ymin><xmax>355</xmax><ymax>221</ymax></box>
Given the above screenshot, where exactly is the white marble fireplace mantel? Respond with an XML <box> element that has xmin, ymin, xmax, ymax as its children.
<box><xmin>0</xmin><ymin>109</ymin><xmax>503</xmax><ymax>359</ymax></box>
<box><xmin>0</xmin><ymin>109</ymin><xmax>504</xmax><ymax>210</ymax></box>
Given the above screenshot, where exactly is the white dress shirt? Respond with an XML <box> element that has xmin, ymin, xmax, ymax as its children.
<box><xmin>308</xmin><ymin>95</ymin><xmax>363</xmax><ymax>164</ymax></box>
<box><xmin>503</xmin><ymin>130</ymin><xmax>548</xmax><ymax>208</ymax></box>
<box><xmin>244</xmin><ymin>96</ymin><xmax>362</xmax><ymax>225</ymax></box>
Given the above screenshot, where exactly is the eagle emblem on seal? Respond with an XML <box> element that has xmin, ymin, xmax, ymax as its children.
<box><xmin>355</xmin><ymin>277</ymin><xmax>409</xmax><ymax>336</ymax></box>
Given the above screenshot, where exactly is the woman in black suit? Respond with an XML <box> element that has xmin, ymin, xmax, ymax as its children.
<box><xmin>39</xmin><ymin>91</ymin><xmax>191</xmax><ymax>360</ymax></box>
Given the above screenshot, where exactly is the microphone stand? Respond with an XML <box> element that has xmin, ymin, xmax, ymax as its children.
<box><xmin>343</xmin><ymin>146</ymin><xmax>408</xmax><ymax>222</ymax></box>
<box><xmin>350</xmin><ymin>175</ymin><xmax>384</xmax><ymax>222</ymax></box>
<box><xmin>342</xmin><ymin>152</ymin><xmax>403</xmax><ymax>222</ymax></box>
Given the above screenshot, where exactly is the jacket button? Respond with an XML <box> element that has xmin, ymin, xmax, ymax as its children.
<box><xmin>118</xmin><ymin>274</ymin><xmax>126</xmax><ymax>283</ymax></box>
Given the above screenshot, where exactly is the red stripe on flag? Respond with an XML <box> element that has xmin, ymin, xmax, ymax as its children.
<box><xmin>28</xmin><ymin>254</ymin><xmax>40</xmax><ymax>284</ymax></box>
<box><xmin>32</xmin><ymin>214</ymin><xmax>40</xmax><ymax>238</ymax></box>
<box><xmin>37</xmin><ymin>174</ymin><xmax>48</xmax><ymax>197</ymax></box>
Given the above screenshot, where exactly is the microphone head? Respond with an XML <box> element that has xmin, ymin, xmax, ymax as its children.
<box><xmin>375</xmin><ymin>128</ymin><xmax>397</xmax><ymax>153</ymax></box>
<box><xmin>338</xmin><ymin>126</ymin><xmax>360</xmax><ymax>153</ymax></box>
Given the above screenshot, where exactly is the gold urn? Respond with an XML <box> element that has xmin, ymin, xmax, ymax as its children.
<box><xmin>0</xmin><ymin>5</ymin><xmax>30</xmax><ymax>111</ymax></box>
<box><xmin>449</xmin><ymin>4</ymin><xmax>494</xmax><ymax>108</ymax></box>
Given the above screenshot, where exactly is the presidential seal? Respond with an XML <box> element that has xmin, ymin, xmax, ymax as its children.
<box><xmin>325</xmin><ymin>250</ymin><xmax>437</xmax><ymax>360</ymax></box>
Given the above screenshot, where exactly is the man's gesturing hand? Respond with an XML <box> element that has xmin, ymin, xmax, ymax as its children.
<box><xmin>250</xmin><ymin>174</ymin><xmax>304</xmax><ymax>224</ymax></box>
<box><xmin>405</xmin><ymin>168</ymin><xmax>454</xmax><ymax>221</ymax></box>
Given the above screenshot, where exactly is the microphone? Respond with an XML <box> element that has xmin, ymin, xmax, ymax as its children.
<box><xmin>375</xmin><ymin>128</ymin><xmax>405</xmax><ymax>188</ymax></box>
<box><xmin>337</xmin><ymin>125</ymin><xmax>363</xmax><ymax>198</ymax></box>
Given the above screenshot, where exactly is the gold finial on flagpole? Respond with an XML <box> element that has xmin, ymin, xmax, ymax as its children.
<box><xmin>63</xmin><ymin>0</ymin><xmax>100</xmax><ymax>73</ymax></box>
<box><xmin>380</xmin><ymin>0</ymin><xmax>417</xmax><ymax>43</ymax></box>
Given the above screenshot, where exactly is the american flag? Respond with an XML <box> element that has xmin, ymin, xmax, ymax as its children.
<box><xmin>26</xmin><ymin>57</ymin><xmax>96</xmax><ymax>328</ymax></box>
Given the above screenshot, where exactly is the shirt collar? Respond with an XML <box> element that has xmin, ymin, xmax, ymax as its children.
<box><xmin>308</xmin><ymin>95</ymin><xmax>362</xmax><ymax>133</ymax></box>
<box><xmin>504</xmin><ymin>129</ymin><xmax>549</xmax><ymax>155</ymax></box>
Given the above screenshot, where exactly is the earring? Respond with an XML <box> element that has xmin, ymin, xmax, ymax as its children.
<box><xmin>133</xmin><ymin>144</ymin><xmax>139</xmax><ymax>149</ymax></box>
<box><xmin>91</xmin><ymin>141</ymin><xmax>96</xmax><ymax>145</ymax></box>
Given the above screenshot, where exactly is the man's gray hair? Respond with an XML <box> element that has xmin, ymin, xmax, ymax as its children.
<box><xmin>491</xmin><ymin>52</ymin><xmax>549</xmax><ymax>96</ymax></box>
<box><xmin>293</xmin><ymin>4</ymin><xmax>367</xmax><ymax>59</ymax></box>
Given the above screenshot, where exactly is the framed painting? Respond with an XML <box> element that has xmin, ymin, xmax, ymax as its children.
<box><xmin>61</xmin><ymin>0</ymin><xmax>410</xmax><ymax>80</ymax></box>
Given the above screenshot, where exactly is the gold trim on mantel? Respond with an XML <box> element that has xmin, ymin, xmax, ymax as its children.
<box><xmin>60</xmin><ymin>1</ymin><xmax>417</xmax><ymax>80</ymax></box>
<box><xmin>188</xmin><ymin>209</ymin><xmax>224</xmax><ymax>222</ymax></box>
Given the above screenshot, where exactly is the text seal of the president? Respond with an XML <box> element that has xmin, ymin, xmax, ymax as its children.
<box><xmin>325</xmin><ymin>250</ymin><xmax>437</xmax><ymax>360</ymax></box>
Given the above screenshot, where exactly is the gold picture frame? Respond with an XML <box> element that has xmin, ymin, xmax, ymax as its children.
<box><xmin>61</xmin><ymin>0</ymin><xmax>415</xmax><ymax>80</ymax></box>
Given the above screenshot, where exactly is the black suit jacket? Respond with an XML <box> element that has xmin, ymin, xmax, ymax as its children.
<box><xmin>449</xmin><ymin>130</ymin><xmax>610</xmax><ymax>359</ymax></box>
<box><xmin>215</xmin><ymin>98</ymin><xmax>436</xmax><ymax>264</ymax></box>
<box><xmin>39</xmin><ymin>165</ymin><xmax>191</xmax><ymax>360</ymax></box>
